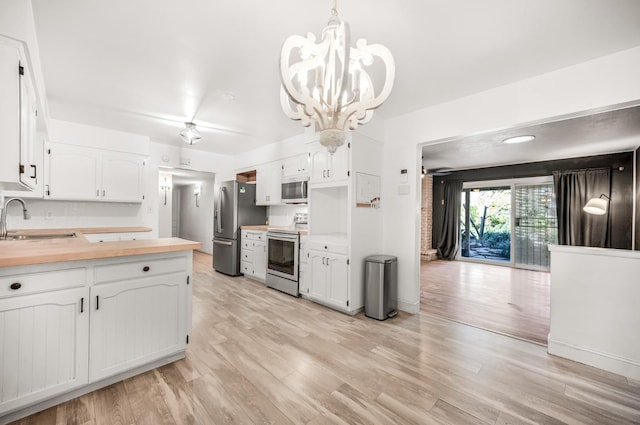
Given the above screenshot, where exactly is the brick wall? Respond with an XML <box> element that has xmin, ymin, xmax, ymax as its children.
<box><xmin>421</xmin><ymin>175</ymin><xmax>434</xmax><ymax>259</ymax></box>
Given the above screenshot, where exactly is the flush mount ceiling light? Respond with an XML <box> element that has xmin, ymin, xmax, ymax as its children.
<box><xmin>279</xmin><ymin>0</ymin><xmax>395</xmax><ymax>154</ymax></box>
<box><xmin>180</xmin><ymin>122</ymin><xmax>201</xmax><ymax>145</ymax></box>
<box><xmin>503</xmin><ymin>135</ymin><xmax>536</xmax><ymax>144</ymax></box>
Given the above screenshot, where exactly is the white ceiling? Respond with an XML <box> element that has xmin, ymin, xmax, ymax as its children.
<box><xmin>31</xmin><ymin>0</ymin><xmax>640</xmax><ymax>157</ymax></box>
<box><xmin>422</xmin><ymin>106</ymin><xmax>640</xmax><ymax>172</ymax></box>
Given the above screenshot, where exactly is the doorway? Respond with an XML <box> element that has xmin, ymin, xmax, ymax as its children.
<box><xmin>158</xmin><ymin>168</ymin><xmax>216</xmax><ymax>254</ymax></box>
<box><xmin>461</xmin><ymin>186</ymin><xmax>511</xmax><ymax>263</ymax></box>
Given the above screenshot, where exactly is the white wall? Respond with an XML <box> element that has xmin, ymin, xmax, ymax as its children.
<box><xmin>268</xmin><ymin>204</ymin><xmax>308</xmax><ymax>227</ymax></box>
<box><xmin>548</xmin><ymin>245</ymin><xmax>640</xmax><ymax>380</ymax></box>
<box><xmin>382</xmin><ymin>46</ymin><xmax>640</xmax><ymax>313</ymax></box>
<box><xmin>177</xmin><ymin>181</ymin><xmax>215</xmax><ymax>254</ymax></box>
<box><xmin>157</xmin><ymin>172</ymin><xmax>172</xmax><ymax>237</ymax></box>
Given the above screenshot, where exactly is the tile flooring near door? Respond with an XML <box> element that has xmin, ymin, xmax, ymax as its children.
<box><xmin>420</xmin><ymin>259</ymin><xmax>550</xmax><ymax>345</ymax></box>
<box><xmin>12</xmin><ymin>252</ymin><xmax>639</xmax><ymax>424</ymax></box>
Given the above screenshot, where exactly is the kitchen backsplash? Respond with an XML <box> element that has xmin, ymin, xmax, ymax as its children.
<box><xmin>1</xmin><ymin>198</ymin><xmax>147</xmax><ymax>230</ymax></box>
<box><xmin>268</xmin><ymin>204</ymin><xmax>308</xmax><ymax>227</ymax></box>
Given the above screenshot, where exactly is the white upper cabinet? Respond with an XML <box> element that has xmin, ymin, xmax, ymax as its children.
<box><xmin>101</xmin><ymin>153</ymin><xmax>144</xmax><ymax>202</ymax></box>
<box><xmin>45</xmin><ymin>142</ymin><xmax>145</xmax><ymax>203</ymax></box>
<box><xmin>256</xmin><ymin>161</ymin><xmax>282</xmax><ymax>205</ymax></box>
<box><xmin>44</xmin><ymin>143</ymin><xmax>100</xmax><ymax>200</ymax></box>
<box><xmin>282</xmin><ymin>153</ymin><xmax>310</xmax><ymax>179</ymax></box>
<box><xmin>309</xmin><ymin>141</ymin><xmax>349</xmax><ymax>185</ymax></box>
<box><xmin>0</xmin><ymin>38</ymin><xmax>39</xmax><ymax>192</ymax></box>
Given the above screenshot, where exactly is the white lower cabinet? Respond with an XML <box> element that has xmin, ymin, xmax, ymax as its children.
<box><xmin>240</xmin><ymin>230</ymin><xmax>267</xmax><ymax>282</ymax></box>
<box><xmin>90</xmin><ymin>272</ymin><xmax>187</xmax><ymax>382</ymax></box>
<box><xmin>0</xmin><ymin>287</ymin><xmax>89</xmax><ymax>415</ymax></box>
<box><xmin>307</xmin><ymin>249</ymin><xmax>349</xmax><ymax>310</ymax></box>
<box><xmin>0</xmin><ymin>251</ymin><xmax>192</xmax><ymax>420</ymax></box>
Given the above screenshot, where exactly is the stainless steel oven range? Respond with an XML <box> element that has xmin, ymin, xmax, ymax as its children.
<box><xmin>266</xmin><ymin>229</ymin><xmax>299</xmax><ymax>296</ymax></box>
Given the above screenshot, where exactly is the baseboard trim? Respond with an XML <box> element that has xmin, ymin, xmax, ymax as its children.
<box><xmin>398</xmin><ymin>298</ymin><xmax>419</xmax><ymax>314</ymax></box>
<box><xmin>0</xmin><ymin>351</ymin><xmax>185</xmax><ymax>425</ymax></box>
<box><xmin>548</xmin><ymin>338</ymin><xmax>640</xmax><ymax>380</ymax></box>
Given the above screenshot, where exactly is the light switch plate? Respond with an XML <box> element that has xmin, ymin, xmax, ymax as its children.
<box><xmin>397</xmin><ymin>184</ymin><xmax>410</xmax><ymax>195</ymax></box>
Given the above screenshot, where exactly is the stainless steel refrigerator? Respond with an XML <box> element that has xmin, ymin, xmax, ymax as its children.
<box><xmin>213</xmin><ymin>180</ymin><xmax>266</xmax><ymax>276</ymax></box>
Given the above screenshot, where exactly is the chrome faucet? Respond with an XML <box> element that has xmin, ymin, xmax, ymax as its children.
<box><xmin>0</xmin><ymin>197</ymin><xmax>31</xmax><ymax>240</ymax></box>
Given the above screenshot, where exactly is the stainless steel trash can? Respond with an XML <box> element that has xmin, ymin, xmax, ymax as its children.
<box><xmin>364</xmin><ymin>255</ymin><xmax>398</xmax><ymax>320</ymax></box>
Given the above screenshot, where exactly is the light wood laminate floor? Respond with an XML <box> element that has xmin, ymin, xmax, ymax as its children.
<box><xmin>12</xmin><ymin>252</ymin><xmax>639</xmax><ymax>424</ymax></box>
<box><xmin>421</xmin><ymin>260</ymin><xmax>550</xmax><ymax>345</ymax></box>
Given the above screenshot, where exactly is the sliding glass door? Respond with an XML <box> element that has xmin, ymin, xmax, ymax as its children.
<box><xmin>513</xmin><ymin>183</ymin><xmax>557</xmax><ymax>269</ymax></box>
<box><xmin>460</xmin><ymin>186</ymin><xmax>511</xmax><ymax>263</ymax></box>
<box><xmin>460</xmin><ymin>178</ymin><xmax>558</xmax><ymax>270</ymax></box>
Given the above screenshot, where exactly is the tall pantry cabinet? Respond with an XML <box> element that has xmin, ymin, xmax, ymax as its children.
<box><xmin>300</xmin><ymin>133</ymin><xmax>384</xmax><ymax>314</ymax></box>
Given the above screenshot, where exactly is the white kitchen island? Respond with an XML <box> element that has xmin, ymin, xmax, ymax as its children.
<box><xmin>0</xmin><ymin>232</ymin><xmax>200</xmax><ymax>423</ymax></box>
<box><xmin>548</xmin><ymin>244</ymin><xmax>640</xmax><ymax>380</ymax></box>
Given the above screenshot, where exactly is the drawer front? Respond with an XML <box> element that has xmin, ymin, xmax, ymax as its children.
<box><xmin>241</xmin><ymin>261</ymin><xmax>253</xmax><ymax>275</ymax></box>
<box><xmin>0</xmin><ymin>268</ymin><xmax>86</xmax><ymax>298</ymax></box>
<box><xmin>242</xmin><ymin>249</ymin><xmax>254</xmax><ymax>263</ymax></box>
<box><xmin>242</xmin><ymin>231</ymin><xmax>265</xmax><ymax>241</ymax></box>
<box><xmin>306</xmin><ymin>241</ymin><xmax>348</xmax><ymax>255</ymax></box>
<box><xmin>94</xmin><ymin>256</ymin><xmax>187</xmax><ymax>284</ymax></box>
<box><xmin>242</xmin><ymin>239</ymin><xmax>253</xmax><ymax>249</ymax></box>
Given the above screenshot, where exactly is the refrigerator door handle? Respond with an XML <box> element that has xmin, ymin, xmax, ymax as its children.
<box><xmin>217</xmin><ymin>187</ymin><xmax>224</xmax><ymax>233</ymax></box>
<box><xmin>213</xmin><ymin>240</ymin><xmax>233</xmax><ymax>246</ymax></box>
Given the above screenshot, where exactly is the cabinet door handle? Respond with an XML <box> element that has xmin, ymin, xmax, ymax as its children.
<box><xmin>96</xmin><ymin>295</ymin><xmax>99</xmax><ymax>310</ymax></box>
<box><xmin>80</xmin><ymin>297</ymin><xmax>84</xmax><ymax>313</ymax></box>
<box><xmin>30</xmin><ymin>164</ymin><xmax>37</xmax><ymax>178</ymax></box>
<box><xmin>322</xmin><ymin>257</ymin><xmax>325</xmax><ymax>265</ymax></box>
<box><xmin>10</xmin><ymin>282</ymin><xmax>21</xmax><ymax>290</ymax></box>
<box><xmin>143</xmin><ymin>266</ymin><xmax>150</xmax><ymax>272</ymax></box>
<box><xmin>102</xmin><ymin>189</ymin><xmax>106</xmax><ymax>197</ymax></box>
<box><xmin>323</xmin><ymin>170</ymin><xmax>326</xmax><ymax>178</ymax></box>
<box><xmin>96</xmin><ymin>189</ymin><xmax>100</xmax><ymax>197</ymax></box>
<box><xmin>327</xmin><ymin>169</ymin><xmax>331</xmax><ymax>178</ymax></box>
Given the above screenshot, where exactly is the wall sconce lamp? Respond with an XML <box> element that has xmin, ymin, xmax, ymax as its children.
<box><xmin>583</xmin><ymin>194</ymin><xmax>610</xmax><ymax>215</ymax></box>
<box><xmin>160</xmin><ymin>181</ymin><xmax>171</xmax><ymax>206</ymax></box>
<box><xmin>194</xmin><ymin>185</ymin><xmax>201</xmax><ymax>208</ymax></box>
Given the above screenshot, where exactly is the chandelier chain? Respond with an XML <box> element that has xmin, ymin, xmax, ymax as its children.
<box><xmin>331</xmin><ymin>0</ymin><xmax>338</xmax><ymax>16</ymax></box>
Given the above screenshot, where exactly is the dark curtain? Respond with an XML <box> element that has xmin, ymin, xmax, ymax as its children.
<box><xmin>553</xmin><ymin>168</ymin><xmax>611</xmax><ymax>247</ymax></box>
<box><xmin>436</xmin><ymin>180</ymin><xmax>463</xmax><ymax>260</ymax></box>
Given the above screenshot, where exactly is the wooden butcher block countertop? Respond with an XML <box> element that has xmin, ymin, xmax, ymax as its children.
<box><xmin>0</xmin><ymin>227</ymin><xmax>201</xmax><ymax>267</ymax></box>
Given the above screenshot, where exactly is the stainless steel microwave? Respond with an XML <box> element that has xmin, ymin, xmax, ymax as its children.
<box><xmin>281</xmin><ymin>177</ymin><xmax>308</xmax><ymax>204</ymax></box>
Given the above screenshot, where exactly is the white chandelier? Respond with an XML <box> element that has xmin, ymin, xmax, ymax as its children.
<box><xmin>279</xmin><ymin>0</ymin><xmax>395</xmax><ymax>154</ymax></box>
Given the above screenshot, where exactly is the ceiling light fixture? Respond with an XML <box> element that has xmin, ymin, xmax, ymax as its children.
<box><xmin>180</xmin><ymin>122</ymin><xmax>201</xmax><ymax>145</ymax></box>
<box><xmin>503</xmin><ymin>135</ymin><xmax>536</xmax><ymax>144</ymax></box>
<box><xmin>279</xmin><ymin>0</ymin><xmax>395</xmax><ymax>154</ymax></box>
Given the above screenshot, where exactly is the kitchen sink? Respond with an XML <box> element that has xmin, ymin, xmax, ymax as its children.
<box><xmin>3</xmin><ymin>232</ymin><xmax>77</xmax><ymax>241</ymax></box>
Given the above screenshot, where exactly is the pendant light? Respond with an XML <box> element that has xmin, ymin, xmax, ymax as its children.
<box><xmin>279</xmin><ymin>0</ymin><xmax>395</xmax><ymax>154</ymax></box>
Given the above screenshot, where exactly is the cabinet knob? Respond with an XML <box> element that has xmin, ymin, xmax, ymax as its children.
<box><xmin>10</xmin><ymin>282</ymin><xmax>22</xmax><ymax>290</ymax></box>
<box><xmin>143</xmin><ymin>266</ymin><xmax>150</xmax><ymax>272</ymax></box>
<box><xmin>324</xmin><ymin>245</ymin><xmax>328</xmax><ymax>250</ymax></box>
